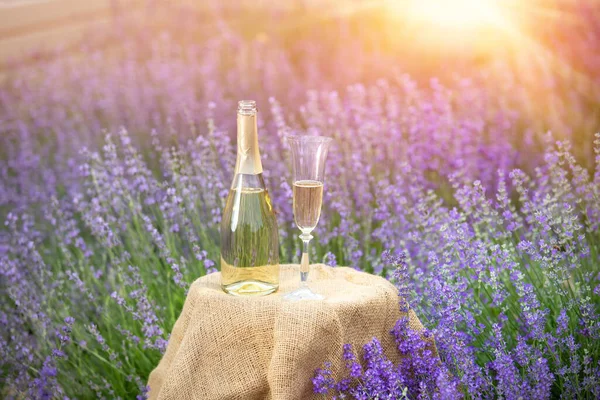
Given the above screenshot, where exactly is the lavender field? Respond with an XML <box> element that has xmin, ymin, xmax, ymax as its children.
<box><xmin>1</xmin><ymin>0</ymin><xmax>600</xmax><ymax>398</ymax></box>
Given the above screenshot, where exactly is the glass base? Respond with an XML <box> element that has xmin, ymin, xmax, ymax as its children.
<box><xmin>283</xmin><ymin>286</ymin><xmax>324</xmax><ymax>301</ymax></box>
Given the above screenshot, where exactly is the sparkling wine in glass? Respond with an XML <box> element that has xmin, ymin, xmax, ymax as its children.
<box><xmin>293</xmin><ymin>180</ymin><xmax>323</xmax><ymax>232</ymax></box>
<box><xmin>284</xmin><ymin>135</ymin><xmax>332</xmax><ymax>301</ymax></box>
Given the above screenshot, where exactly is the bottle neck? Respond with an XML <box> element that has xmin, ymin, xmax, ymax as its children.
<box><xmin>234</xmin><ymin>112</ymin><xmax>263</xmax><ymax>175</ymax></box>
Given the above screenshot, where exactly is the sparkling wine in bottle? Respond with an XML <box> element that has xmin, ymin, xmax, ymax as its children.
<box><xmin>220</xmin><ymin>100</ymin><xmax>279</xmax><ymax>296</ymax></box>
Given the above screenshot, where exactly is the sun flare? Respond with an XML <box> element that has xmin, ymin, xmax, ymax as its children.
<box><xmin>379</xmin><ymin>0</ymin><xmax>521</xmax><ymax>52</ymax></box>
<box><xmin>406</xmin><ymin>0</ymin><xmax>505</xmax><ymax>28</ymax></box>
<box><xmin>403</xmin><ymin>0</ymin><xmax>508</xmax><ymax>29</ymax></box>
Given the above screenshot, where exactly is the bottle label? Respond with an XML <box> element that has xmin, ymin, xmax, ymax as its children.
<box><xmin>235</xmin><ymin>113</ymin><xmax>263</xmax><ymax>175</ymax></box>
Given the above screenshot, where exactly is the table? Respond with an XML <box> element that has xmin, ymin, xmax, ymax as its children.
<box><xmin>148</xmin><ymin>264</ymin><xmax>431</xmax><ymax>400</ymax></box>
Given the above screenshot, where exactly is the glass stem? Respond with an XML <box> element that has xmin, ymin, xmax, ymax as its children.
<box><xmin>300</xmin><ymin>233</ymin><xmax>313</xmax><ymax>287</ymax></box>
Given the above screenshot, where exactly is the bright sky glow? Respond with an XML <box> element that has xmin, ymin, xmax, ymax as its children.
<box><xmin>379</xmin><ymin>0</ymin><xmax>518</xmax><ymax>51</ymax></box>
<box><xmin>404</xmin><ymin>0</ymin><xmax>508</xmax><ymax>29</ymax></box>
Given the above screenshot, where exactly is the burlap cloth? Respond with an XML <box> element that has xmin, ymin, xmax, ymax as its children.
<box><xmin>148</xmin><ymin>264</ymin><xmax>432</xmax><ymax>400</ymax></box>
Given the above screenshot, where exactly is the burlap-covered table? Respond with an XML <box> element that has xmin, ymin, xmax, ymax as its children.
<box><xmin>148</xmin><ymin>264</ymin><xmax>430</xmax><ymax>400</ymax></box>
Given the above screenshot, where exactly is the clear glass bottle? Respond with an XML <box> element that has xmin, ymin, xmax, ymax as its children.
<box><xmin>220</xmin><ymin>100</ymin><xmax>280</xmax><ymax>296</ymax></box>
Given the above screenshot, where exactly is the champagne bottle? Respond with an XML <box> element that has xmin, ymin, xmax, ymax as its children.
<box><xmin>220</xmin><ymin>100</ymin><xmax>280</xmax><ymax>296</ymax></box>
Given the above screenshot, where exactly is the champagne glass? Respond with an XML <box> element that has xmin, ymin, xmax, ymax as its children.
<box><xmin>284</xmin><ymin>135</ymin><xmax>332</xmax><ymax>301</ymax></box>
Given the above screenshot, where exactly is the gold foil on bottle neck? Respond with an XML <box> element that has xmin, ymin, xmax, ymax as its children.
<box><xmin>235</xmin><ymin>113</ymin><xmax>263</xmax><ymax>175</ymax></box>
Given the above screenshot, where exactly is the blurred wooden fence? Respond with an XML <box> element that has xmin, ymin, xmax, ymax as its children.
<box><xmin>0</xmin><ymin>0</ymin><xmax>302</xmax><ymax>67</ymax></box>
<box><xmin>0</xmin><ymin>0</ymin><xmax>123</xmax><ymax>63</ymax></box>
